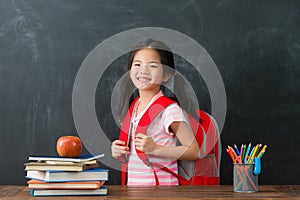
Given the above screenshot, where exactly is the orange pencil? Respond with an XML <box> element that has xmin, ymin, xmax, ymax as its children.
<box><xmin>226</xmin><ymin>148</ymin><xmax>236</xmax><ymax>163</ymax></box>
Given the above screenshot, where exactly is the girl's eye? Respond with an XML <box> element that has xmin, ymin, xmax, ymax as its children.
<box><xmin>149</xmin><ymin>64</ymin><xmax>158</xmax><ymax>68</ymax></box>
<box><xmin>133</xmin><ymin>63</ymin><xmax>140</xmax><ymax>67</ymax></box>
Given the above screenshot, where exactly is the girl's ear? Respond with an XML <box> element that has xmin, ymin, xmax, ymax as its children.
<box><xmin>162</xmin><ymin>73</ymin><xmax>172</xmax><ymax>82</ymax></box>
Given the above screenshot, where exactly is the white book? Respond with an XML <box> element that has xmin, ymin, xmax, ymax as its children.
<box><xmin>25</xmin><ymin>168</ymin><xmax>109</xmax><ymax>182</ymax></box>
<box><xmin>28</xmin><ymin>153</ymin><xmax>104</xmax><ymax>163</ymax></box>
<box><xmin>30</xmin><ymin>186</ymin><xmax>107</xmax><ymax>196</ymax></box>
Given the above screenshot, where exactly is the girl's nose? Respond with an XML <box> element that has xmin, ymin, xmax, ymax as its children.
<box><xmin>139</xmin><ymin>64</ymin><xmax>149</xmax><ymax>74</ymax></box>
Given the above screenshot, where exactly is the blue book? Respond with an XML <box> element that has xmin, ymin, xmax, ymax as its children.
<box><xmin>30</xmin><ymin>186</ymin><xmax>107</xmax><ymax>196</ymax></box>
<box><xmin>26</xmin><ymin>168</ymin><xmax>109</xmax><ymax>182</ymax></box>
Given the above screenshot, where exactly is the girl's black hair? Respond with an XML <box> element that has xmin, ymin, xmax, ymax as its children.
<box><xmin>117</xmin><ymin>39</ymin><xmax>199</xmax><ymax>124</ymax></box>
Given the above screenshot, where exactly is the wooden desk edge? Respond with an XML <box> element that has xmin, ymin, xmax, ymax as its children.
<box><xmin>0</xmin><ymin>185</ymin><xmax>299</xmax><ymax>199</ymax></box>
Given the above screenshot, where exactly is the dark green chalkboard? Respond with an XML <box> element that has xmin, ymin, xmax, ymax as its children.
<box><xmin>0</xmin><ymin>0</ymin><xmax>299</xmax><ymax>185</ymax></box>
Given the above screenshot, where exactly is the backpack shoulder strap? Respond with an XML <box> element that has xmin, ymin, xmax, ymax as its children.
<box><xmin>119</xmin><ymin>97</ymin><xmax>139</xmax><ymax>148</ymax></box>
<box><xmin>118</xmin><ymin>97</ymin><xmax>139</xmax><ymax>186</ymax></box>
<box><xmin>135</xmin><ymin>96</ymin><xmax>175</xmax><ymax>134</ymax></box>
<box><xmin>135</xmin><ymin>96</ymin><xmax>175</xmax><ymax>165</ymax></box>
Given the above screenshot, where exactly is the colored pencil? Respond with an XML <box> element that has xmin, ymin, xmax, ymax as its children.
<box><xmin>228</xmin><ymin>145</ymin><xmax>242</xmax><ymax>163</ymax></box>
<box><xmin>248</xmin><ymin>144</ymin><xmax>260</xmax><ymax>164</ymax></box>
<box><xmin>246</xmin><ymin>146</ymin><xmax>255</xmax><ymax>163</ymax></box>
<box><xmin>244</xmin><ymin>143</ymin><xmax>251</xmax><ymax>163</ymax></box>
<box><xmin>241</xmin><ymin>144</ymin><xmax>246</xmax><ymax>161</ymax></box>
<box><xmin>239</xmin><ymin>144</ymin><xmax>244</xmax><ymax>159</ymax></box>
<box><xmin>226</xmin><ymin>149</ymin><xmax>236</xmax><ymax>163</ymax></box>
<box><xmin>234</xmin><ymin>144</ymin><xmax>240</xmax><ymax>156</ymax></box>
<box><xmin>257</xmin><ymin>145</ymin><xmax>267</xmax><ymax>158</ymax></box>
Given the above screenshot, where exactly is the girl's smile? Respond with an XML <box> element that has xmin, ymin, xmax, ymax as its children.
<box><xmin>137</xmin><ymin>75</ymin><xmax>152</xmax><ymax>83</ymax></box>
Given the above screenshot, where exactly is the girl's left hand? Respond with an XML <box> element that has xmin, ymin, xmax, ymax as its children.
<box><xmin>134</xmin><ymin>133</ymin><xmax>158</xmax><ymax>154</ymax></box>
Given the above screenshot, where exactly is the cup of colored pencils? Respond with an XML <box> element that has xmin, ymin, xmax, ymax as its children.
<box><xmin>226</xmin><ymin>143</ymin><xmax>267</xmax><ymax>192</ymax></box>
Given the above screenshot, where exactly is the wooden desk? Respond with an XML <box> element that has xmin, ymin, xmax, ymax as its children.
<box><xmin>0</xmin><ymin>185</ymin><xmax>299</xmax><ymax>199</ymax></box>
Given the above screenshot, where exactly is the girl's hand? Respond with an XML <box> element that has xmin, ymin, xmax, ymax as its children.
<box><xmin>111</xmin><ymin>140</ymin><xmax>129</xmax><ymax>159</ymax></box>
<box><xmin>135</xmin><ymin>134</ymin><xmax>158</xmax><ymax>154</ymax></box>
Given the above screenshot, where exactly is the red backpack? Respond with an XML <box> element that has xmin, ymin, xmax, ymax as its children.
<box><xmin>119</xmin><ymin>96</ymin><xmax>221</xmax><ymax>185</ymax></box>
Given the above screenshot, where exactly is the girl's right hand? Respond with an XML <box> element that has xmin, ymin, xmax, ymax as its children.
<box><xmin>111</xmin><ymin>140</ymin><xmax>129</xmax><ymax>159</ymax></box>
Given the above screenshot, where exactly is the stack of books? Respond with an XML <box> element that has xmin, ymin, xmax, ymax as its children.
<box><xmin>24</xmin><ymin>154</ymin><xmax>109</xmax><ymax>197</ymax></box>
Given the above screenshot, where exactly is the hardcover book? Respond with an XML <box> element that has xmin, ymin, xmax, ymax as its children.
<box><xmin>25</xmin><ymin>168</ymin><xmax>109</xmax><ymax>182</ymax></box>
<box><xmin>30</xmin><ymin>186</ymin><xmax>107</xmax><ymax>196</ymax></box>
<box><xmin>27</xmin><ymin>179</ymin><xmax>105</xmax><ymax>189</ymax></box>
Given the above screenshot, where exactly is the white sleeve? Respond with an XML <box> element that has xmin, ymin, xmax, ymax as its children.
<box><xmin>162</xmin><ymin>103</ymin><xmax>187</xmax><ymax>135</ymax></box>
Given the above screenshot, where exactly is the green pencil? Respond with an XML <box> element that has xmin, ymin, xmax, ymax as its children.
<box><xmin>257</xmin><ymin>145</ymin><xmax>267</xmax><ymax>158</ymax></box>
<box><xmin>241</xmin><ymin>144</ymin><xmax>246</xmax><ymax>162</ymax></box>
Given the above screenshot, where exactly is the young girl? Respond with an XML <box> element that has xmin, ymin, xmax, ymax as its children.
<box><xmin>111</xmin><ymin>39</ymin><xmax>200</xmax><ymax>185</ymax></box>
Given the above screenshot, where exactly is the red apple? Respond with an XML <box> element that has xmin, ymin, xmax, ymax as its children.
<box><xmin>56</xmin><ymin>135</ymin><xmax>82</xmax><ymax>157</ymax></box>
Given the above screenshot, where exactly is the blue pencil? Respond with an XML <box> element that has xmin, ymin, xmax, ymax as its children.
<box><xmin>244</xmin><ymin>143</ymin><xmax>251</xmax><ymax>163</ymax></box>
<box><xmin>234</xmin><ymin>144</ymin><xmax>240</xmax><ymax>156</ymax></box>
<box><xmin>247</xmin><ymin>146</ymin><xmax>256</xmax><ymax>163</ymax></box>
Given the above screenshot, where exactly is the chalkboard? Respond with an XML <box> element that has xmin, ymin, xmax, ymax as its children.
<box><xmin>0</xmin><ymin>0</ymin><xmax>299</xmax><ymax>185</ymax></box>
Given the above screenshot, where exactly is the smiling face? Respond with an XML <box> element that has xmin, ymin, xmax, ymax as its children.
<box><xmin>130</xmin><ymin>48</ymin><xmax>168</xmax><ymax>91</ymax></box>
